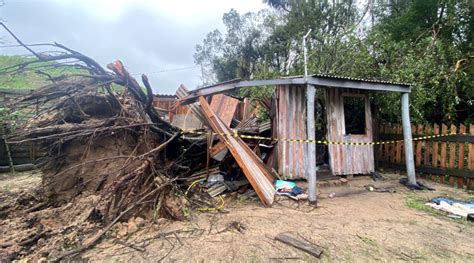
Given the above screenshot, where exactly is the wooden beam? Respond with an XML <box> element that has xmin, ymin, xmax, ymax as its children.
<box><xmin>379</xmin><ymin>134</ymin><xmax>474</xmax><ymax>143</ymax></box>
<box><xmin>401</xmin><ymin>92</ymin><xmax>416</xmax><ymax>185</ymax></box>
<box><xmin>275</xmin><ymin>233</ymin><xmax>323</xmax><ymax>258</ymax></box>
<box><xmin>198</xmin><ymin>96</ymin><xmax>275</xmax><ymax>206</ymax></box>
<box><xmin>380</xmin><ymin>162</ymin><xmax>474</xmax><ymax>179</ymax></box>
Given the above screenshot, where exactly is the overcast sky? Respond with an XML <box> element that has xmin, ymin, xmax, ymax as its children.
<box><xmin>0</xmin><ymin>0</ymin><xmax>266</xmax><ymax>93</ymax></box>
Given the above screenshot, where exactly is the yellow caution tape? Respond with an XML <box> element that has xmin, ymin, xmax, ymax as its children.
<box><xmin>185</xmin><ymin>179</ymin><xmax>225</xmax><ymax>212</ymax></box>
<box><xmin>180</xmin><ymin>129</ymin><xmax>467</xmax><ymax>146</ymax></box>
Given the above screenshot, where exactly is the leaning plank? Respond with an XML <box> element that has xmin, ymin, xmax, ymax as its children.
<box><xmin>199</xmin><ymin>96</ymin><xmax>275</xmax><ymax>206</ymax></box>
<box><xmin>275</xmin><ymin>233</ymin><xmax>323</xmax><ymax>258</ymax></box>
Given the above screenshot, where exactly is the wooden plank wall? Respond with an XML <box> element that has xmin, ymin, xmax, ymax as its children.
<box><xmin>275</xmin><ymin>85</ymin><xmax>308</xmax><ymax>179</ymax></box>
<box><xmin>378</xmin><ymin>123</ymin><xmax>474</xmax><ymax>189</ymax></box>
<box><xmin>325</xmin><ymin>88</ymin><xmax>375</xmax><ymax>175</ymax></box>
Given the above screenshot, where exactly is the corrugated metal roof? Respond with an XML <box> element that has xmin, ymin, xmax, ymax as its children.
<box><xmin>311</xmin><ymin>74</ymin><xmax>412</xmax><ymax>86</ymax></box>
<box><xmin>280</xmin><ymin>74</ymin><xmax>412</xmax><ymax>86</ymax></box>
<box><xmin>153</xmin><ymin>94</ymin><xmax>177</xmax><ymax>98</ymax></box>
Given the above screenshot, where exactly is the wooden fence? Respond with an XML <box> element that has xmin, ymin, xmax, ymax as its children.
<box><xmin>377</xmin><ymin>123</ymin><xmax>474</xmax><ymax>189</ymax></box>
<box><xmin>1</xmin><ymin>89</ymin><xmax>44</xmax><ymax>167</ymax></box>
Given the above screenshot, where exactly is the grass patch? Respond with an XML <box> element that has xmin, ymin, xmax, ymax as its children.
<box><xmin>0</xmin><ymin>55</ymin><xmax>85</xmax><ymax>90</ymax></box>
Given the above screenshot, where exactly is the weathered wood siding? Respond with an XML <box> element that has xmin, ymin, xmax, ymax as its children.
<box><xmin>275</xmin><ymin>85</ymin><xmax>308</xmax><ymax>179</ymax></box>
<box><xmin>325</xmin><ymin>88</ymin><xmax>374</xmax><ymax>175</ymax></box>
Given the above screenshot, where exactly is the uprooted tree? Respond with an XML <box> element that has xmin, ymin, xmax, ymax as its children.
<box><xmin>0</xmin><ymin>23</ymin><xmax>213</xmax><ymax>260</ymax></box>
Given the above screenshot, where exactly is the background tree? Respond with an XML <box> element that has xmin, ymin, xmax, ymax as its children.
<box><xmin>195</xmin><ymin>0</ymin><xmax>473</xmax><ymax>124</ymax></box>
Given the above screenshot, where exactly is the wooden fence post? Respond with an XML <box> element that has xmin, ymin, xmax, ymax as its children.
<box><xmin>396</xmin><ymin>125</ymin><xmax>402</xmax><ymax>164</ymax></box>
<box><xmin>424</xmin><ymin>125</ymin><xmax>431</xmax><ymax>167</ymax></box>
<box><xmin>469</xmin><ymin>125</ymin><xmax>474</xmax><ymax>189</ymax></box>
<box><xmin>415</xmin><ymin>124</ymin><xmax>423</xmax><ymax>166</ymax></box>
<box><xmin>469</xmin><ymin>124</ymin><xmax>474</xmax><ymax>170</ymax></box>
<box><xmin>383</xmin><ymin>124</ymin><xmax>389</xmax><ymax>162</ymax></box>
<box><xmin>432</xmin><ymin>124</ymin><xmax>440</xmax><ymax>168</ymax></box>
<box><xmin>440</xmin><ymin>124</ymin><xmax>448</xmax><ymax>168</ymax></box>
<box><xmin>458</xmin><ymin>124</ymin><xmax>466</xmax><ymax>170</ymax></box>
<box><xmin>449</xmin><ymin>124</ymin><xmax>457</xmax><ymax>168</ymax></box>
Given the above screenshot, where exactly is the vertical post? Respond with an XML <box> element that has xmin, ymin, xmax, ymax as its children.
<box><xmin>303</xmin><ymin>29</ymin><xmax>312</xmax><ymax>81</ymax></box>
<box><xmin>205</xmin><ymin>131</ymin><xmax>212</xmax><ymax>181</ymax></box>
<box><xmin>306</xmin><ymin>84</ymin><xmax>317</xmax><ymax>204</ymax></box>
<box><xmin>401</xmin><ymin>92</ymin><xmax>416</xmax><ymax>185</ymax></box>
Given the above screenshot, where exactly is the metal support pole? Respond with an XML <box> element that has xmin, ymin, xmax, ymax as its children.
<box><xmin>401</xmin><ymin>92</ymin><xmax>416</xmax><ymax>185</ymax></box>
<box><xmin>303</xmin><ymin>29</ymin><xmax>312</xmax><ymax>81</ymax></box>
<box><xmin>306</xmin><ymin>84</ymin><xmax>317</xmax><ymax>204</ymax></box>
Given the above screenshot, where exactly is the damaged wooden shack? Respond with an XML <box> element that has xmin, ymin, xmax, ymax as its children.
<box><xmin>177</xmin><ymin>74</ymin><xmax>416</xmax><ymax>204</ymax></box>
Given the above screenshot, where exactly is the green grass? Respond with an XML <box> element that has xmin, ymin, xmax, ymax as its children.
<box><xmin>0</xmin><ymin>55</ymin><xmax>85</xmax><ymax>90</ymax></box>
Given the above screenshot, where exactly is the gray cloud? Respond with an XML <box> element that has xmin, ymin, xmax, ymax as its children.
<box><xmin>0</xmin><ymin>0</ymin><xmax>264</xmax><ymax>93</ymax></box>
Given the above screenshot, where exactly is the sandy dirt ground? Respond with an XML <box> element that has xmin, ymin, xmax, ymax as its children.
<box><xmin>1</xmin><ymin>171</ymin><xmax>473</xmax><ymax>262</ymax></box>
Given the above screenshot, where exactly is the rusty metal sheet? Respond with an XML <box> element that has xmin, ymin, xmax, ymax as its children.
<box><xmin>153</xmin><ymin>92</ymin><xmax>203</xmax><ymax>129</ymax></box>
<box><xmin>275</xmin><ymin>85</ymin><xmax>308</xmax><ymax>179</ymax></box>
<box><xmin>175</xmin><ymin>85</ymin><xmax>240</xmax><ymax>130</ymax></box>
<box><xmin>209</xmin><ymin>94</ymin><xmax>239</xmax><ymax>127</ymax></box>
<box><xmin>176</xmin><ymin>85</ymin><xmax>209</xmax><ymax>127</ymax></box>
<box><xmin>325</xmin><ymin>88</ymin><xmax>374</xmax><ymax>175</ymax></box>
<box><xmin>198</xmin><ymin>96</ymin><xmax>275</xmax><ymax>206</ymax></box>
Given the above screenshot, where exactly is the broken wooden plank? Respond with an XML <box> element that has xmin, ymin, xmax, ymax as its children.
<box><xmin>210</xmin><ymin>141</ymin><xmax>228</xmax><ymax>161</ymax></box>
<box><xmin>198</xmin><ymin>96</ymin><xmax>275</xmax><ymax>206</ymax></box>
<box><xmin>275</xmin><ymin>233</ymin><xmax>323</xmax><ymax>258</ymax></box>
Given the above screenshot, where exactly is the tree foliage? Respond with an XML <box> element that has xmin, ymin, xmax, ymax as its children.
<box><xmin>195</xmin><ymin>0</ymin><xmax>473</xmax><ymax>124</ymax></box>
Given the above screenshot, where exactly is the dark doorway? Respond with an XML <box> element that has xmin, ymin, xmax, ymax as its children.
<box><xmin>343</xmin><ymin>96</ymin><xmax>366</xmax><ymax>135</ymax></box>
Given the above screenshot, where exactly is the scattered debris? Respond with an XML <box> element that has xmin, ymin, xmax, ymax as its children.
<box><xmin>217</xmin><ymin>221</ymin><xmax>247</xmax><ymax>234</ymax></box>
<box><xmin>274</xmin><ymin>233</ymin><xmax>323</xmax><ymax>258</ymax></box>
<box><xmin>364</xmin><ymin>185</ymin><xmax>396</xmax><ymax>193</ymax></box>
<box><xmin>198</xmin><ymin>96</ymin><xmax>275</xmax><ymax>206</ymax></box>
<box><xmin>399</xmin><ymin>178</ymin><xmax>435</xmax><ymax>191</ymax></box>
<box><xmin>370</xmin><ymin>171</ymin><xmax>385</xmax><ymax>181</ymax></box>
<box><xmin>425</xmin><ymin>197</ymin><xmax>474</xmax><ymax>218</ymax></box>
